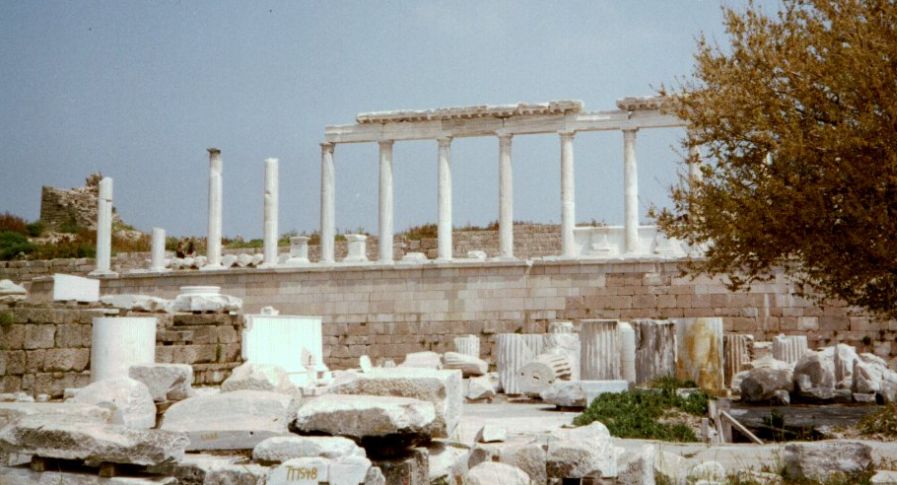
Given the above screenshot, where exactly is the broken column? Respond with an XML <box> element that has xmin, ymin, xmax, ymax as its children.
<box><xmin>675</xmin><ymin>317</ymin><xmax>724</xmax><ymax>394</ymax></box>
<box><xmin>496</xmin><ymin>334</ymin><xmax>541</xmax><ymax>395</ymax></box>
<box><xmin>454</xmin><ymin>335</ymin><xmax>480</xmax><ymax>358</ymax></box>
<box><xmin>204</xmin><ymin>148</ymin><xmax>223</xmax><ymax>270</ymax></box>
<box><xmin>772</xmin><ymin>334</ymin><xmax>808</xmax><ymax>364</ymax></box>
<box><xmin>518</xmin><ymin>353</ymin><xmax>572</xmax><ymax>396</ymax></box>
<box><xmin>285</xmin><ymin>236</ymin><xmax>310</xmax><ymax>266</ymax></box>
<box><xmin>580</xmin><ymin>319</ymin><xmax>620</xmax><ymax>380</ymax></box>
<box><xmin>149</xmin><ymin>227</ymin><xmax>167</xmax><ymax>272</ymax></box>
<box><xmin>631</xmin><ymin>319</ymin><xmax>677</xmax><ymax>385</ymax></box>
<box><xmin>89</xmin><ymin>176</ymin><xmax>115</xmax><ymax>276</ymax></box>
<box><xmin>724</xmin><ymin>333</ymin><xmax>755</xmax><ymax>387</ymax></box>
<box><xmin>344</xmin><ymin>234</ymin><xmax>369</xmax><ymax>263</ymax></box>
<box><xmin>91</xmin><ymin>317</ymin><xmax>157</xmax><ymax>382</ymax></box>
<box><xmin>619</xmin><ymin>322</ymin><xmax>637</xmax><ymax>384</ymax></box>
<box><xmin>545</xmin><ymin>321</ymin><xmax>581</xmax><ymax>381</ymax></box>
<box><xmin>261</xmin><ymin>157</ymin><xmax>279</xmax><ymax>268</ymax></box>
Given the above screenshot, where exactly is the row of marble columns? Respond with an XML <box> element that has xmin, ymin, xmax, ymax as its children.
<box><xmin>319</xmin><ymin>128</ymin><xmax>651</xmax><ymax>263</ymax></box>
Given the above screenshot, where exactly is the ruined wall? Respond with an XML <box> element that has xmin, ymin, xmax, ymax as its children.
<box><xmin>39</xmin><ymin>174</ymin><xmax>121</xmax><ymax>231</ymax></box>
<box><xmin>0</xmin><ymin>225</ymin><xmax>564</xmax><ymax>283</ymax></box>
<box><xmin>98</xmin><ymin>259</ymin><xmax>897</xmax><ymax>370</ymax></box>
<box><xmin>0</xmin><ymin>302</ymin><xmax>243</xmax><ymax>398</ymax></box>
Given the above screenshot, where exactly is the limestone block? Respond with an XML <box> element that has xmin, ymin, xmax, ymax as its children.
<box><xmin>517</xmin><ymin>352</ymin><xmax>572</xmax><ymax>396</ymax></box>
<box><xmin>854</xmin><ymin>353</ymin><xmax>888</xmax><ymax>394</ymax></box>
<box><xmin>619</xmin><ymin>322</ymin><xmax>637</xmax><ymax>384</ymax></box>
<box><xmin>581</xmin><ymin>319</ymin><xmax>621</xmax><ymax>380</ymax></box>
<box><xmin>52</xmin><ymin>273</ymin><xmax>99</xmax><ymax>302</ymax></box>
<box><xmin>70</xmin><ymin>377</ymin><xmax>156</xmax><ymax>429</ymax></box>
<box><xmin>253</xmin><ymin>435</ymin><xmax>365</xmax><ymax>463</ymax></box>
<box><xmin>688</xmin><ymin>461</ymin><xmax>726</xmax><ymax>484</ymax></box>
<box><xmin>465</xmin><ymin>375</ymin><xmax>496</xmax><ymax>401</ymax></box>
<box><xmin>454</xmin><ymin>334</ymin><xmax>480</xmax><ymax>358</ymax></box>
<box><xmin>739</xmin><ymin>356</ymin><xmax>794</xmax><ymax>402</ymax></box>
<box><xmin>170</xmin><ymin>286</ymin><xmax>242</xmax><ymax>313</ymax></box>
<box><xmin>426</xmin><ymin>441</ymin><xmax>469</xmax><ymax>484</ymax></box>
<box><xmin>399</xmin><ymin>351</ymin><xmax>442</xmax><ymax>369</ymax></box>
<box><xmin>100</xmin><ymin>294</ymin><xmax>171</xmax><ymax>313</ymax></box>
<box><xmin>129</xmin><ymin>363</ymin><xmax>194</xmax><ymax>402</ymax></box>
<box><xmin>630</xmin><ymin>320</ymin><xmax>676</xmax><ymax>385</ymax></box>
<box><xmin>783</xmin><ymin>441</ymin><xmax>872</xmax><ymax>482</ymax></box>
<box><xmin>794</xmin><ymin>348</ymin><xmax>836</xmax><ymax>400</ymax></box>
<box><xmin>0</xmin><ymin>279</ymin><xmax>26</xmax><ymax>303</ymax></box>
<box><xmin>494</xmin><ymin>441</ymin><xmax>547</xmax><ymax>485</ymax></box>
<box><xmin>654</xmin><ymin>450</ymin><xmax>686</xmax><ymax>485</ymax></box>
<box><xmin>474</xmin><ymin>424</ymin><xmax>506</xmax><ymax>443</ymax></box>
<box><xmin>330</xmin><ymin>368</ymin><xmax>462</xmax><ymax>439</ymax></box>
<box><xmin>675</xmin><ymin>317</ymin><xmax>724</xmax><ymax>394</ymax></box>
<box><xmin>0</xmin><ymin>414</ymin><xmax>188</xmax><ymax>466</ymax></box>
<box><xmin>443</xmin><ymin>351</ymin><xmax>487</xmax><ymax>377</ymax></box>
<box><xmin>724</xmin><ymin>333</ymin><xmax>754</xmax><ymax>387</ymax></box>
<box><xmin>540</xmin><ymin>380</ymin><xmax>629</xmax><ymax>408</ymax></box>
<box><xmin>24</xmin><ymin>324</ymin><xmax>55</xmax><ymax>350</ymax></box>
<box><xmin>772</xmin><ymin>334</ymin><xmax>809</xmax><ymax>364</ymax></box>
<box><xmin>269</xmin><ymin>456</ymin><xmax>330</xmax><ymax>484</ymax></box>
<box><xmin>292</xmin><ymin>394</ymin><xmax>436</xmax><ymax>444</ymax></box>
<box><xmin>547</xmin><ymin>422</ymin><xmax>623</xmax><ymax>479</ymax></box>
<box><xmin>616</xmin><ymin>444</ymin><xmax>656</xmax><ymax>485</ymax></box>
<box><xmin>496</xmin><ymin>333</ymin><xmax>542</xmax><ymax>395</ymax></box>
<box><xmin>0</xmin><ymin>402</ymin><xmax>112</xmax><ymax>429</ymax></box>
<box><xmin>374</xmin><ymin>447</ymin><xmax>428</xmax><ymax>485</ymax></box>
<box><xmin>467</xmin><ymin>462</ymin><xmax>530</xmax><ymax>485</ymax></box>
<box><xmin>160</xmin><ymin>390</ymin><xmax>293</xmax><ymax>451</ymax></box>
<box><xmin>221</xmin><ymin>362</ymin><xmax>295</xmax><ymax>395</ymax></box>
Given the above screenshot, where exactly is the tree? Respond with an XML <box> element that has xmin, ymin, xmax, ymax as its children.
<box><xmin>655</xmin><ymin>0</ymin><xmax>897</xmax><ymax>317</ymax></box>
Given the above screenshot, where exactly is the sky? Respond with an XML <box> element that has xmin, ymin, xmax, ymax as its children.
<box><xmin>0</xmin><ymin>0</ymin><xmax>780</xmax><ymax>239</ymax></box>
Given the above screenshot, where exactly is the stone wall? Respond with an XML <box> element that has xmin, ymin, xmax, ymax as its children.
<box><xmin>0</xmin><ymin>302</ymin><xmax>244</xmax><ymax>398</ymax></box>
<box><xmin>97</xmin><ymin>259</ymin><xmax>897</xmax><ymax>370</ymax></box>
<box><xmin>39</xmin><ymin>173</ymin><xmax>121</xmax><ymax>231</ymax></box>
<box><xmin>0</xmin><ymin>224</ymin><xmax>565</xmax><ymax>283</ymax></box>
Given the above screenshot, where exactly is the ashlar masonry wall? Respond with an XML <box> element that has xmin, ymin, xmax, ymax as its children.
<box><xmin>0</xmin><ymin>302</ymin><xmax>244</xmax><ymax>398</ymax></box>
<box><xmin>98</xmin><ymin>258</ymin><xmax>897</xmax><ymax>370</ymax></box>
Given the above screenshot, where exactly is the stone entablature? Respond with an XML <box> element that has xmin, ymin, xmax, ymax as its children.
<box><xmin>355</xmin><ymin>100</ymin><xmax>584</xmax><ymax>124</ymax></box>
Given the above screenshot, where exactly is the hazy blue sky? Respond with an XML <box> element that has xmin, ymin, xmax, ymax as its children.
<box><xmin>0</xmin><ymin>1</ymin><xmax>778</xmax><ymax>238</ymax></box>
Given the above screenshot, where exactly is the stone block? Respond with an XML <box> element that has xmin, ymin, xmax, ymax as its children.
<box><xmin>52</xmin><ymin>273</ymin><xmax>100</xmax><ymax>302</ymax></box>
<box><xmin>70</xmin><ymin>377</ymin><xmax>156</xmax><ymax>429</ymax></box>
<box><xmin>129</xmin><ymin>363</ymin><xmax>194</xmax><ymax>402</ymax></box>
<box><xmin>23</xmin><ymin>324</ymin><xmax>55</xmax><ymax>349</ymax></box>
<box><xmin>43</xmin><ymin>348</ymin><xmax>90</xmax><ymax>372</ymax></box>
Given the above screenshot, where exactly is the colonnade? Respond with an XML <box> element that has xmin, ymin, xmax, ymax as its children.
<box><xmin>318</xmin><ymin>128</ymin><xmax>646</xmax><ymax>263</ymax></box>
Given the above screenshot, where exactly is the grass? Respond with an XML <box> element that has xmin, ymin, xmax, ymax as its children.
<box><xmin>858</xmin><ymin>402</ymin><xmax>897</xmax><ymax>438</ymax></box>
<box><xmin>573</xmin><ymin>376</ymin><xmax>709</xmax><ymax>442</ymax></box>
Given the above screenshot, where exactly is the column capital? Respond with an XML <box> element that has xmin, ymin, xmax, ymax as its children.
<box><xmin>496</xmin><ymin>131</ymin><xmax>513</xmax><ymax>141</ymax></box>
<box><xmin>320</xmin><ymin>141</ymin><xmax>334</xmax><ymax>150</ymax></box>
<box><xmin>623</xmin><ymin>128</ymin><xmax>639</xmax><ymax>139</ymax></box>
<box><xmin>559</xmin><ymin>130</ymin><xmax>576</xmax><ymax>139</ymax></box>
<box><xmin>207</xmin><ymin>147</ymin><xmax>221</xmax><ymax>155</ymax></box>
<box><xmin>378</xmin><ymin>139</ymin><xmax>395</xmax><ymax>148</ymax></box>
<box><xmin>437</xmin><ymin>136</ymin><xmax>452</xmax><ymax>147</ymax></box>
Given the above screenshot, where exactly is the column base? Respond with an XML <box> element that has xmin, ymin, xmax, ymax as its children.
<box><xmin>491</xmin><ymin>255</ymin><xmax>517</xmax><ymax>262</ymax></box>
<box><xmin>88</xmin><ymin>269</ymin><xmax>118</xmax><ymax>278</ymax></box>
<box><xmin>258</xmin><ymin>263</ymin><xmax>278</xmax><ymax>269</ymax></box>
<box><xmin>199</xmin><ymin>264</ymin><xmax>225</xmax><ymax>271</ymax></box>
<box><xmin>148</xmin><ymin>267</ymin><xmax>171</xmax><ymax>274</ymax></box>
<box><xmin>282</xmin><ymin>258</ymin><xmax>311</xmax><ymax>267</ymax></box>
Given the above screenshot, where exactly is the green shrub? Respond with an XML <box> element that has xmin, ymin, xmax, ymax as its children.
<box><xmin>858</xmin><ymin>402</ymin><xmax>897</xmax><ymax>438</ymax></box>
<box><xmin>404</xmin><ymin>223</ymin><xmax>438</xmax><ymax>241</ymax></box>
<box><xmin>31</xmin><ymin>232</ymin><xmax>94</xmax><ymax>259</ymax></box>
<box><xmin>573</xmin><ymin>376</ymin><xmax>709</xmax><ymax>442</ymax></box>
<box><xmin>0</xmin><ymin>231</ymin><xmax>34</xmax><ymax>260</ymax></box>
<box><xmin>0</xmin><ymin>312</ymin><xmax>13</xmax><ymax>328</ymax></box>
<box><xmin>25</xmin><ymin>221</ymin><xmax>44</xmax><ymax>237</ymax></box>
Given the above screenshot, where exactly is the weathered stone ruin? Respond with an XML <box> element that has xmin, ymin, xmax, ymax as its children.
<box><xmin>39</xmin><ymin>172</ymin><xmax>121</xmax><ymax>231</ymax></box>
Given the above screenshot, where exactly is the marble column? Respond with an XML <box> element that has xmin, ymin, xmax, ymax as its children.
<box><xmin>150</xmin><ymin>227</ymin><xmax>166</xmax><ymax>272</ymax></box>
<box><xmin>204</xmin><ymin>148</ymin><xmax>223</xmax><ymax>270</ymax></box>
<box><xmin>378</xmin><ymin>140</ymin><xmax>394</xmax><ymax>263</ymax></box>
<box><xmin>454</xmin><ymin>334</ymin><xmax>479</xmax><ymax>358</ymax></box>
<box><xmin>674</xmin><ymin>317</ymin><xmax>724</xmax><ymax>395</ymax></box>
<box><xmin>498</xmin><ymin>133</ymin><xmax>514</xmax><ymax>259</ymax></box>
<box><xmin>437</xmin><ymin>137</ymin><xmax>453</xmax><ymax>261</ymax></box>
<box><xmin>623</xmin><ymin>129</ymin><xmax>639</xmax><ymax>254</ymax></box>
<box><xmin>320</xmin><ymin>142</ymin><xmax>335</xmax><ymax>263</ymax></box>
<box><xmin>619</xmin><ymin>321</ymin><xmax>637</xmax><ymax>384</ymax></box>
<box><xmin>560</xmin><ymin>131</ymin><xmax>576</xmax><ymax>258</ymax></box>
<box><xmin>496</xmin><ymin>333</ymin><xmax>538</xmax><ymax>395</ymax></box>
<box><xmin>772</xmin><ymin>334</ymin><xmax>808</xmax><ymax>364</ymax></box>
<box><xmin>581</xmin><ymin>319</ymin><xmax>621</xmax><ymax>380</ymax></box>
<box><xmin>632</xmin><ymin>319</ymin><xmax>677</xmax><ymax>385</ymax></box>
<box><xmin>90</xmin><ymin>177</ymin><xmax>114</xmax><ymax>276</ymax></box>
<box><xmin>724</xmin><ymin>333</ymin><xmax>755</xmax><ymax>387</ymax></box>
<box><xmin>262</xmin><ymin>157</ymin><xmax>279</xmax><ymax>268</ymax></box>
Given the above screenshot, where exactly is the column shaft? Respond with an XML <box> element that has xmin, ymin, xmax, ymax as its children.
<box><xmin>320</xmin><ymin>143</ymin><xmax>335</xmax><ymax>263</ymax></box>
<box><xmin>560</xmin><ymin>131</ymin><xmax>576</xmax><ymax>258</ymax></box>
<box><xmin>623</xmin><ymin>129</ymin><xmax>639</xmax><ymax>253</ymax></box>
<box><xmin>437</xmin><ymin>137</ymin><xmax>453</xmax><ymax>261</ymax></box>
<box><xmin>262</xmin><ymin>158</ymin><xmax>279</xmax><ymax>267</ymax></box>
<box><xmin>91</xmin><ymin>177</ymin><xmax>113</xmax><ymax>275</ymax></box>
<box><xmin>150</xmin><ymin>227</ymin><xmax>166</xmax><ymax>272</ymax></box>
<box><xmin>498</xmin><ymin>134</ymin><xmax>514</xmax><ymax>259</ymax></box>
<box><xmin>206</xmin><ymin>148</ymin><xmax>223</xmax><ymax>268</ymax></box>
<box><xmin>378</xmin><ymin>140</ymin><xmax>394</xmax><ymax>263</ymax></box>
